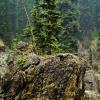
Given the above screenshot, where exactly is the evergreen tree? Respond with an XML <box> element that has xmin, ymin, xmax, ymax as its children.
<box><xmin>95</xmin><ymin>0</ymin><xmax>100</xmax><ymax>29</ymax></box>
<box><xmin>0</xmin><ymin>0</ymin><xmax>10</xmax><ymax>43</ymax></box>
<box><xmin>59</xmin><ymin>0</ymin><xmax>80</xmax><ymax>53</ymax></box>
<box><xmin>31</xmin><ymin>0</ymin><xmax>62</xmax><ymax>54</ymax></box>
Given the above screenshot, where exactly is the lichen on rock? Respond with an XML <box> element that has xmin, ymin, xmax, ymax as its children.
<box><xmin>0</xmin><ymin>50</ymin><xmax>86</xmax><ymax>100</ymax></box>
<box><xmin>0</xmin><ymin>42</ymin><xmax>87</xmax><ymax>100</ymax></box>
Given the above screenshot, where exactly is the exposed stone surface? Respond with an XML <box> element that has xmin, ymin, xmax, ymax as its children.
<box><xmin>84</xmin><ymin>67</ymin><xmax>100</xmax><ymax>100</ymax></box>
<box><xmin>16</xmin><ymin>41</ymin><xmax>33</xmax><ymax>54</ymax></box>
<box><xmin>0</xmin><ymin>51</ymin><xmax>86</xmax><ymax>100</ymax></box>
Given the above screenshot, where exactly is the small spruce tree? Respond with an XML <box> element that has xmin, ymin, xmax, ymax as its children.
<box><xmin>31</xmin><ymin>0</ymin><xmax>62</xmax><ymax>54</ymax></box>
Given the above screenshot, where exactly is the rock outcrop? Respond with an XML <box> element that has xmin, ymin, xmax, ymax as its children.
<box><xmin>0</xmin><ymin>54</ymin><xmax>86</xmax><ymax>100</ymax></box>
<box><xmin>0</xmin><ymin>42</ymin><xmax>86</xmax><ymax>100</ymax></box>
<box><xmin>84</xmin><ymin>63</ymin><xmax>100</xmax><ymax>100</ymax></box>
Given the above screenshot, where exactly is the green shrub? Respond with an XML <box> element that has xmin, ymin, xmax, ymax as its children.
<box><xmin>16</xmin><ymin>58</ymin><xmax>26</xmax><ymax>66</ymax></box>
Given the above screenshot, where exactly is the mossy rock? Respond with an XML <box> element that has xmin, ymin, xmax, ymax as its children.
<box><xmin>16</xmin><ymin>41</ymin><xmax>33</xmax><ymax>54</ymax></box>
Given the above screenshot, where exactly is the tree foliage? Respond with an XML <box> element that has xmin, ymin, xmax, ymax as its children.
<box><xmin>30</xmin><ymin>0</ymin><xmax>62</xmax><ymax>54</ymax></box>
<box><xmin>58</xmin><ymin>0</ymin><xmax>80</xmax><ymax>53</ymax></box>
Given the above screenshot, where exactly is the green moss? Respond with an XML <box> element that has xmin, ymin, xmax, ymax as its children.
<box><xmin>0</xmin><ymin>39</ymin><xmax>5</xmax><ymax>47</ymax></box>
<box><xmin>17</xmin><ymin>58</ymin><xmax>26</xmax><ymax>66</ymax></box>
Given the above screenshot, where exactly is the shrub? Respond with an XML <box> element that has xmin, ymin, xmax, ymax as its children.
<box><xmin>16</xmin><ymin>58</ymin><xmax>26</xmax><ymax>66</ymax></box>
